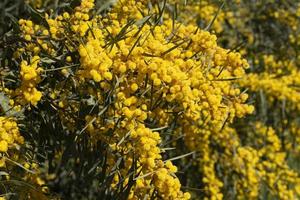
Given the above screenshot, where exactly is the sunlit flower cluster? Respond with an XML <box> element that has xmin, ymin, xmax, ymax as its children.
<box><xmin>0</xmin><ymin>117</ymin><xmax>23</xmax><ymax>153</ymax></box>
<box><xmin>14</xmin><ymin>56</ymin><xmax>43</xmax><ymax>106</ymax></box>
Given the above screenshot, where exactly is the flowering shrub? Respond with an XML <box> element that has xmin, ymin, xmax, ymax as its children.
<box><xmin>1</xmin><ymin>0</ymin><xmax>300</xmax><ymax>199</ymax></box>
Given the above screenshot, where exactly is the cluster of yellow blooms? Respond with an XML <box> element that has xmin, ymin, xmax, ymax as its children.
<box><xmin>197</xmin><ymin>122</ymin><xmax>300</xmax><ymax>200</ymax></box>
<box><xmin>0</xmin><ymin>114</ymin><xmax>47</xmax><ymax>198</ymax></box>
<box><xmin>240</xmin><ymin>71</ymin><xmax>300</xmax><ymax>111</ymax></box>
<box><xmin>173</xmin><ymin>0</ymin><xmax>226</xmax><ymax>34</ymax></box>
<box><xmin>0</xmin><ymin>117</ymin><xmax>23</xmax><ymax>154</ymax></box>
<box><xmin>253</xmin><ymin>123</ymin><xmax>300</xmax><ymax>200</ymax></box>
<box><xmin>14</xmin><ymin>56</ymin><xmax>43</xmax><ymax>106</ymax></box>
<box><xmin>2</xmin><ymin>0</ymin><xmax>300</xmax><ymax>199</ymax></box>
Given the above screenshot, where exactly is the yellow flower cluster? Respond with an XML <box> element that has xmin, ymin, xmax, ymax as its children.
<box><xmin>254</xmin><ymin>123</ymin><xmax>300</xmax><ymax>200</ymax></box>
<box><xmin>18</xmin><ymin>19</ymin><xmax>51</xmax><ymax>55</ymax></box>
<box><xmin>173</xmin><ymin>0</ymin><xmax>227</xmax><ymax>34</ymax></box>
<box><xmin>240</xmin><ymin>71</ymin><xmax>300</xmax><ymax>111</ymax></box>
<box><xmin>154</xmin><ymin>161</ymin><xmax>191</xmax><ymax>200</ymax></box>
<box><xmin>19</xmin><ymin>19</ymin><xmax>35</xmax><ymax>42</ymax></box>
<box><xmin>46</xmin><ymin>0</ymin><xmax>94</xmax><ymax>40</ymax></box>
<box><xmin>131</xmin><ymin>126</ymin><xmax>161</xmax><ymax>169</ymax></box>
<box><xmin>262</xmin><ymin>54</ymin><xmax>295</xmax><ymax>74</ymax></box>
<box><xmin>15</xmin><ymin>56</ymin><xmax>43</xmax><ymax>106</ymax></box>
<box><xmin>289</xmin><ymin>123</ymin><xmax>300</xmax><ymax>153</ymax></box>
<box><xmin>234</xmin><ymin>147</ymin><xmax>260</xmax><ymax>199</ymax></box>
<box><xmin>78</xmin><ymin>39</ymin><xmax>113</xmax><ymax>82</ymax></box>
<box><xmin>204</xmin><ymin>123</ymin><xmax>300</xmax><ymax>200</ymax></box>
<box><xmin>0</xmin><ymin>117</ymin><xmax>23</xmax><ymax>154</ymax></box>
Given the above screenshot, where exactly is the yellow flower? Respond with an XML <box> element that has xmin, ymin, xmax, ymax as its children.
<box><xmin>130</xmin><ymin>83</ymin><xmax>138</xmax><ymax>92</ymax></box>
<box><xmin>0</xmin><ymin>140</ymin><xmax>8</xmax><ymax>152</ymax></box>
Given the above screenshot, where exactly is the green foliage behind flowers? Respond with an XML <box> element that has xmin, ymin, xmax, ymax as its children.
<box><xmin>1</xmin><ymin>0</ymin><xmax>300</xmax><ymax>200</ymax></box>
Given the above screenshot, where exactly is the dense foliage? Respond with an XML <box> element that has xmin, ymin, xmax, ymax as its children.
<box><xmin>1</xmin><ymin>0</ymin><xmax>300</xmax><ymax>199</ymax></box>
